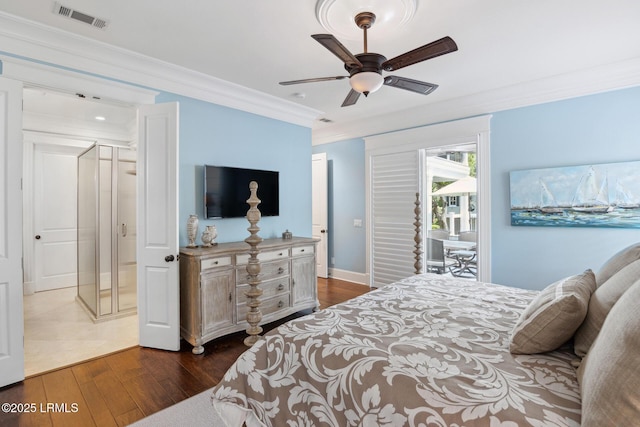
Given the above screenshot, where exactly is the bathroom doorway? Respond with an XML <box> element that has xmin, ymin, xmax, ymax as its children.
<box><xmin>22</xmin><ymin>87</ymin><xmax>139</xmax><ymax>376</ymax></box>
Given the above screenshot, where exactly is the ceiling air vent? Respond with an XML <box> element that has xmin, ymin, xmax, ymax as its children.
<box><xmin>53</xmin><ymin>2</ymin><xmax>109</xmax><ymax>30</ymax></box>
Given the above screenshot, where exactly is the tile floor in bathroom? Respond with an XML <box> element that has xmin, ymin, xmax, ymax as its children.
<box><xmin>23</xmin><ymin>286</ymin><xmax>138</xmax><ymax>377</ymax></box>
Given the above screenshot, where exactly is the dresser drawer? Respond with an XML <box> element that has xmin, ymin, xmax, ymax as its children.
<box><xmin>236</xmin><ymin>259</ymin><xmax>289</xmax><ymax>285</ymax></box>
<box><xmin>236</xmin><ymin>248</ymin><xmax>289</xmax><ymax>265</ymax></box>
<box><xmin>292</xmin><ymin>245</ymin><xmax>314</xmax><ymax>257</ymax></box>
<box><xmin>200</xmin><ymin>256</ymin><xmax>232</xmax><ymax>271</ymax></box>
<box><xmin>237</xmin><ymin>293</ymin><xmax>290</xmax><ymax>321</ymax></box>
<box><xmin>236</xmin><ymin>276</ymin><xmax>290</xmax><ymax>305</ymax></box>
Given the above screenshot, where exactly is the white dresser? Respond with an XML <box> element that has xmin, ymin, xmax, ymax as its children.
<box><xmin>179</xmin><ymin>237</ymin><xmax>318</xmax><ymax>354</ymax></box>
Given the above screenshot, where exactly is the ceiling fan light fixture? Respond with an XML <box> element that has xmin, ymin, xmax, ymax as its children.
<box><xmin>349</xmin><ymin>71</ymin><xmax>383</xmax><ymax>96</ymax></box>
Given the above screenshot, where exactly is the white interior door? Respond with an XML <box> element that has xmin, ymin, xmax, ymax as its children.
<box><xmin>312</xmin><ymin>153</ymin><xmax>328</xmax><ymax>278</ymax></box>
<box><xmin>137</xmin><ymin>102</ymin><xmax>180</xmax><ymax>351</ymax></box>
<box><xmin>0</xmin><ymin>76</ymin><xmax>24</xmax><ymax>387</ymax></box>
<box><xmin>33</xmin><ymin>145</ymin><xmax>82</xmax><ymax>292</ymax></box>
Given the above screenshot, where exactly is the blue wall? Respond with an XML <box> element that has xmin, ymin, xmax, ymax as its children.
<box><xmin>316</xmin><ymin>86</ymin><xmax>640</xmax><ymax>289</ymax></box>
<box><xmin>155</xmin><ymin>93</ymin><xmax>313</xmax><ymax>247</ymax></box>
<box><xmin>490</xmin><ymin>87</ymin><xmax>640</xmax><ymax>289</ymax></box>
<box><xmin>312</xmin><ymin>139</ymin><xmax>366</xmax><ymax>274</ymax></box>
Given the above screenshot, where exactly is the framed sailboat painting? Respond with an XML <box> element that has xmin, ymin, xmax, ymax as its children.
<box><xmin>509</xmin><ymin>160</ymin><xmax>640</xmax><ymax>228</ymax></box>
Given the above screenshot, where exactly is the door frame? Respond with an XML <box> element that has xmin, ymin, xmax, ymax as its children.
<box><xmin>312</xmin><ymin>153</ymin><xmax>329</xmax><ymax>278</ymax></box>
<box><xmin>1</xmin><ymin>57</ymin><xmax>175</xmax><ymax>386</ymax></box>
<box><xmin>364</xmin><ymin>115</ymin><xmax>492</xmax><ymax>284</ymax></box>
<box><xmin>23</xmin><ymin>135</ymin><xmax>94</xmax><ymax>294</ymax></box>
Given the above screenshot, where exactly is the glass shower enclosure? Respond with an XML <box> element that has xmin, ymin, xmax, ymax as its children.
<box><xmin>77</xmin><ymin>144</ymin><xmax>137</xmax><ymax>321</ymax></box>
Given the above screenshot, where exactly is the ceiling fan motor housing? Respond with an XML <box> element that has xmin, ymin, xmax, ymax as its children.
<box><xmin>346</xmin><ymin>53</ymin><xmax>387</xmax><ymax>75</ymax></box>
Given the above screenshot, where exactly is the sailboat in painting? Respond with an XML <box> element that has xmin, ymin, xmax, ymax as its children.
<box><xmin>539</xmin><ymin>179</ymin><xmax>563</xmax><ymax>213</ymax></box>
<box><xmin>510</xmin><ymin>160</ymin><xmax>640</xmax><ymax>228</ymax></box>
<box><xmin>615</xmin><ymin>181</ymin><xmax>640</xmax><ymax>209</ymax></box>
<box><xmin>571</xmin><ymin>166</ymin><xmax>610</xmax><ymax>213</ymax></box>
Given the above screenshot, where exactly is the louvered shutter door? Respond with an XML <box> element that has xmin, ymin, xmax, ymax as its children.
<box><xmin>370</xmin><ymin>150</ymin><xmax>420</xmax><ymax>288</ymax></box>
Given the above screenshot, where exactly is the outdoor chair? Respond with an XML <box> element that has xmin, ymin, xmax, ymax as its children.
<box><xmin>426</xmin><ymin>237</ymin><xmax>458</xmax><ymax>274</ymax></box>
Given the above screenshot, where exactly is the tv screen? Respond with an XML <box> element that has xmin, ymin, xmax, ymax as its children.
<box><xmin>204</xmin><ymin>165</ymin><xmax>279</xmax><ymax>219</ymax></box>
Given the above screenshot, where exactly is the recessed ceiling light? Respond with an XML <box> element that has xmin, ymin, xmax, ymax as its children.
<box><xmin>95</xmin><ymin>116</ymin><xmax>106</xmax><ymax>121</ymax></box>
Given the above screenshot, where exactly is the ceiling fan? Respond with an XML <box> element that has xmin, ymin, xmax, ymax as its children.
<box><xmin>279</xmin><ymin>11</ymin><xmax>458</xmax><ymax>107</ymax></box>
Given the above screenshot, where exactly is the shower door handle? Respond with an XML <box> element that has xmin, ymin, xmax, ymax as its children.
<box><xmin>165</xmin><ymin>255</ymin><xmax>175</xmax><ymax>262</ymax></box>
<box><xmin>121</xmin><ymin>223</ymin><xmax>127</xmax><ymax>237</ymax></box>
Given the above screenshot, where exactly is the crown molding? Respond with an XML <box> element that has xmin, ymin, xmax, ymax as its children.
<box><xmin>0</xmin><ymin>55</ymin><xmax>158</xmax><ymax>105</ymax></box>
<box><xmin>0</xmin><ymin>11</ymin><xmax>322</xmax><ymax>128</ymax></box>
<box><xmin>313</xmin><ymin>56</ymin><xmax>640</xmax><ymax>145</ymax></box>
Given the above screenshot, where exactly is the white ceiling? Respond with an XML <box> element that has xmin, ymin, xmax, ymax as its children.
<box><xmin>3</xmin><ymin>0</ymin><xmax>640</xmax><ymax>142</ymax></box>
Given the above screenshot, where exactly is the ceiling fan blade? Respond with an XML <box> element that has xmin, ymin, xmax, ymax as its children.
<box><xmin>382</xmin><ymin>36</ymin><xmax>458</xmax><ymax>72</ymax></box>
<box><xmin>312</xmin><ymin>34</ymin><xmax>363</xmax><ymax>68</ymax></box>
<box><xmin>384</xmin><ymin>76</ymin><xmax>438</xmax><ymax>95</ymax></box>
<box><xmin>279</xmin><ymin>76</ymin><xmax>347</xmax><ymax>86</ymax></box>
<box><xmin>341</xmin><ymin>89</ymin><xmax>361</xmax><ymax>107</ymax></box>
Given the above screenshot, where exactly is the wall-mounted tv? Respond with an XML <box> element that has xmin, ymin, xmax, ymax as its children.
<box><xmin>204</xmin><ymin>165</ymin><xmax>279</xmax><ymax>219</ymax></box>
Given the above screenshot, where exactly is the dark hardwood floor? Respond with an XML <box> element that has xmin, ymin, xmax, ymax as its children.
<box><xmin>0</xmin><ymin>278</ymin><xmax>369</xmax><ymax>427</ymax></box>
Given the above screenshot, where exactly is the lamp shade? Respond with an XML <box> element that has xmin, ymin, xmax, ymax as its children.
<box><xmin>349</xmin><ymin>72</ymin><xmax>384</xmax><ymax>95</ymax></box>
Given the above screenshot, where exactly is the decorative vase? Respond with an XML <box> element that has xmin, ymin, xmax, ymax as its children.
<box><xmin>201</xmin><ymin>225</ymin><xmax>218</xmax><ymax>247</ymax></box>
<box><xmin>187</xmin><ymin>214</ymin><xmax>199</xmax><ymax>247</ymax></box>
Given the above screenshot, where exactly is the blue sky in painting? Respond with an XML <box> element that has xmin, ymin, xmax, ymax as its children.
<box><xmin>509</xmin><ymin>161</ymin><xmax>640</xmax><ymax>208</ymax></box>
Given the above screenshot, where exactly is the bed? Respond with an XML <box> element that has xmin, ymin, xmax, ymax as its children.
<box><xmin>210</xmin><ymin>192</ymin><xmax>640</xmax><ymax>426</ymax></box>
<box><xmin>211</xmin><ymin>273</ymin><xmax>582</xmax><ymax>426</ymax></box>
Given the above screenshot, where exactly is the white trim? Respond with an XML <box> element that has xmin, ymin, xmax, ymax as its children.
<box><xmin>0</xmin><ymin>12</ymin><xmax>322</xmax><ymax>128</ymax></box>
<box><xmin>328</xmin><ymin>268</ymin><xmax>367</xmax><ymax>286</ymax></box>
<box><xmin>314</xmin><ymin>57</ymin><xmax>640</xmax><ymax>145</ymax></box>
<box><xmin>365</xmin><ymin>115</ymin><xmax>491</xmax><ymax>153</ymax></box>
<box><xmin>364</xmin><ymin>115</ymin><xmax>492</xmax><ymax>283</ymax></box>
<box><xmin>0</xmin><ymin>56</ymin><xmax>157</xmax><ymax>105</ymax></box>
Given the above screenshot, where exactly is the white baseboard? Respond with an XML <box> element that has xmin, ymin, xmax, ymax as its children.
<box><xmin>328</xmin><ymin>268</ymin><xmax>368</xmax><ymax>286</ymax></box>
<box><xmin>24</xmin><ymin>281</ymin><xmax>35</xmax><ymax>295</ymax></box>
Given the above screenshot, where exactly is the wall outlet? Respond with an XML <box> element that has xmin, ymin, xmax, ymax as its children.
<box><xmin>353</xmin><ymin>218</ymin><xmax>363</xmax><ymax>228</ymax></box>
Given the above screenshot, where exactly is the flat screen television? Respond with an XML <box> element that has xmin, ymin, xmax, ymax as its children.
<box><xmin>204</xmin><ymin>165</ymin><xmax>279</xmax><ymax>219</ymax></box>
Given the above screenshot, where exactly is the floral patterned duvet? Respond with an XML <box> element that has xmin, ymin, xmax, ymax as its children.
<box><xmin>211</xmin><ymin>274</ymin><xmax>581</xmax><ymax>426</ymax></box>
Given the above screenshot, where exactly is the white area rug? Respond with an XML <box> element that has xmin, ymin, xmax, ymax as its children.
<box><xmin>128</xmin><ymin>389</ymin><xmax>226</xmax><ymax>427</ymax></box>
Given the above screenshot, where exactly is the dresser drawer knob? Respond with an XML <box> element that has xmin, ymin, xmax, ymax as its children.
<box><xmin>278</xmin><ymin>267</ymin><xmax>284</xmax><ymax>274</ymax></box>
<box><xmin>278</xmin><ymin>301</ymin><xmax>284</xmax><ymax>308</ymax></box>
<box><xmin>228</xmin><ymin>292</ymin><xmax>232</xmax><ymax>302</ymax></box>
<box><xmin>277</xmin><ymin>284</ymin><xmax>284</xmax><ymax>291</ymax></box>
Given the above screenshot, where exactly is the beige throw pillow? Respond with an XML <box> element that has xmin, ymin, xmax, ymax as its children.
<box><xmin>577</xmin><ymin>278</ymin><xmax>640</xmax><ymax>426</ymax></box>
<box><xmin>509</xmin><ymin>270</ymin><xmax>595</xmax><ymax>355</ymax></box>
<box><xmin>595</xmin><ymin>242</ymin><xmax>640</xmax><ymax>286</ymax></box>
<box><xmin>573</xmin><ymin>259</ymin><xmax>640</xmax><ymax>357</ymax></box>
